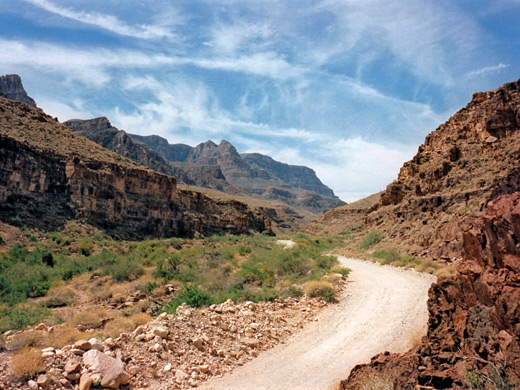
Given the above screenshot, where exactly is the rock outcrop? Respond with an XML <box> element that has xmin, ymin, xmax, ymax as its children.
<box><xmin>305</xmin><ymin>78</ymin><xmax>520</xmax><ymax>261</ymax></box>
<box><xmin>0</xmin><ymin>97</ymin><xmax>271</xmax><ymax>238</ymax></box>
<box><xmin>341</xmin><ymin>187</ymin><xmax>520</xmax><ymax>389</ymax></box>
<box><xmin>242</xmin><ymin>152</ymin><xmax>336</xmax><ymax>197</ymax></box>
<box><xmin>0</xmin><ymin>74</ymin><xmax>38</xmax><ymax>109</ymax></box>
<box><xmin>63</xmin><ymin>118</ymin><xmax>236</xmax><ymax>194</ymax></box>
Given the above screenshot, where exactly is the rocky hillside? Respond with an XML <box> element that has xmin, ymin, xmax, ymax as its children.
<box><xmin>242</xmin><ymin>153</ymin><xmax>336</xmax><ymax>197</ymax></box>
<box><xmin>0</xmin><ymin>97</ymin><xmax>271</xmax><ymax>238</ymax></box>
<box><xmin>64</xmin><ymin>118</ymin><xmax>343</xmax><ymax>214</ymax></box>
<box><xmin>305</xmin><ymin>78</ymin><xmax>520</xmax><ymax>261</ymax></box>
<box><xmin>341</xmin><ymin>175</ymin><xmax>520</xmax><ymax>389</ymax></box>
<box><xmin>63</xmin><ymin>117</ymin><xmax>237</xmax><ymax>194</ymax></box>
<box><xmin>181</xmin><ymin>140</ymin><xmax>344</xmax><ymax>213</ymax></box>
<box><xmin>0</xmin><ymin>74</ymin><xmax>38</xmax><ymax>109</ymax></box>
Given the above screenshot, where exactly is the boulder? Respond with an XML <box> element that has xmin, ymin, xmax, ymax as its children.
<box><xmin>82</xmin><ymin>349</ymin><xmax>126</xmax><ymax>389</ymax></box>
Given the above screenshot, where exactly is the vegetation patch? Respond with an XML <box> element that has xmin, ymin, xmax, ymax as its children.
<box><xmin>9</xmin><ymin>348</ymin><xmax>44</xmax><ymax>379</ymax></box>
<box><xmin>360</xmin><ymin>229</ymin><xmax>384</xmax><ymax>249</ymax></box>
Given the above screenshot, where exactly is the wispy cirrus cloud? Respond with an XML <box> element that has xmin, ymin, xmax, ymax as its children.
<box><xmin>466</xmin><ymin>63</ymin><xmax>510</xmax><ymax>78</ymax></box>
<box><xmin>22</xmin><ymin>0</ymin><xmax>174</xmax><ymax>39</ymax></box>
<box><xmin>0</xmin><ymin>39</ymin><xmax>305</xmax><ymax>85</ymax></box>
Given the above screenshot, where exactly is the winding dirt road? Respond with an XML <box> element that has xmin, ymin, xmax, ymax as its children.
<box><xmin>199</xmin><ymin>256</ymin><xmax>436</xmax><ymax>390</ymax></box>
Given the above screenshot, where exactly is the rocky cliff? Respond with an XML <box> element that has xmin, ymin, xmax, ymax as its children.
<box><xmin>341</xmin><ymin>183</ymin><xmax>520</xmax><ymax>389</ymax></box>
<box><xmin>242</xmin><ymin>153</ymin><xmax>336</xmax><ymax>197</ymax></box>
<box><xmin>181</xmin><ymin>140</ymin><xmax>344</xmax><ymax>213</ymax></box>
<box><xmin>0</xmin><ymin>74</ymin><xmax>38</xmax><ymax>109</ymax></box>
<box><xmin>0</xmin><ymin>97</ymin><xmax>271</xmax><ymax>238</ymax></box>
<box><xmin>305</xmin><ymin>79</ymin><xmax>520</xmax><ymax>261</ymax></box>
<box><xmin>66</xmin><ymin>118</ymin><xmax>343</xmax><ymax>214</ymax></box>
<box><xmin>63</xmin><ymin>118</ymin><xmax>237</xmax><ymax>194</ymax></box>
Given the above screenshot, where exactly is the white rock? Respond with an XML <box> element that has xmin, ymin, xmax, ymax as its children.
<box><xmin>175</xmin><ymin>369</ymin><xmax>188</xmax><ymax>382</ymax></box>
<box><xmin>163</xmin><ymin>363</ymin><xmax>172</xmax><ymax>372</ymax></box>
<box><xmin>82</xmin><ymin>349</ymin><xmax>126</xmax><ymax>389</ymax></box>
<box><xmin>152</xmin><ymin>326</ymin><xmax>168</xmax><ymax>339</ymax></box>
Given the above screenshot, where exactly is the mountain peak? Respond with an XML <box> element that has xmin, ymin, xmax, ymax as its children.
<box><xmin>0</xmin><ymin>74</ymin><xmax>38</xmax><ymax>108</ymax></box>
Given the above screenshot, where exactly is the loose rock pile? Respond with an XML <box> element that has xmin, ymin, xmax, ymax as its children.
<box><xmin>0</xmin><ymin>294</ymin><xmax>335</xmax><ymax>390</ymax></box>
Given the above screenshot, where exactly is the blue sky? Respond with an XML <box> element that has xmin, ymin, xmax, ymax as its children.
<box><xmin>0</xmin><ymin>0</ymin><xmax>519</xmax><ymax>202</ymax></box>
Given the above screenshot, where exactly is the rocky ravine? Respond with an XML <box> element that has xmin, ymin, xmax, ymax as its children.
<box><xmin>305</xmin><ymin>78</ymin><xmax>520</xmax><ymax>262</ymax></box>
<box><xmin>0</xmin><ymin>97</ymin><xmax>270</xmax><ymax>238</ymax></box>
<box><xmin>341</xmin><ymin>148</ymin><xmax>520</xmax><ymax>389</ymax></box>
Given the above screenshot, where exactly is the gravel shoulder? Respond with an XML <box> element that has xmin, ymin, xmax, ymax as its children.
<box><xmin>199</xmin><ymin>256</ymin><xmax>436</xmax><ymax>390</ymax></box>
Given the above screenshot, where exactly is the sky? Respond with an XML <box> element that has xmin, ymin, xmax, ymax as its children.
<box><xmin>0</xmin><ymin>1</ymin><xmax>519</xmax><ymax>202</ymax></box>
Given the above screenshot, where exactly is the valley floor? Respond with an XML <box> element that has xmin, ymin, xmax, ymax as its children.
<box><xmin>198</xmin><ymin>256</ymin><xmax>436</xmax><ymax>390</ymax></box>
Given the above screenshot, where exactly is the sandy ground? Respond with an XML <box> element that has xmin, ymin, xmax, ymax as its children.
<box><xmin>198</xmin><ymin>255</ymin><xmax>436</xmax><ymax>390</ymax></box>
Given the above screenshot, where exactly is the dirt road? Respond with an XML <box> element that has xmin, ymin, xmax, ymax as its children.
<box><xmin>199</xmin><ymin>256</ymin><xmax>435</xmax><ymax>390</ymax></box>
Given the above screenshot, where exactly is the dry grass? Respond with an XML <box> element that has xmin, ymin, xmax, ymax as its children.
<box><xmin>351</xmin><ymin>374</ymin><xmax>394</xmax><ymax>390</ymax></box>
<box><xmin>42</xmin><ymin>326</ymin><xmax>88</xmax><ymax>348</ymax></box>
<box><xmin>72</xmin><ymin>307</ymin><xmax>110</xmax><ymax>328</ymax></box>
<box><xmin>6</xmin><ymin>330</ymin><xmax>45</xmax><ymax>351</ymax></box>
<box><xmin>151</xmin><ymin>286</ymin><xmax>166</xmax><ymax>297</ymax></box>
<box><xmin>10</xmin><ymin>348</ymin><xmax>44</xmax><ymax>379</ymax></box>
<box><xmin>433</xmin><ymin>265</ymin><xmax>458</xmax><ymax>278</ymax></box>
<box><xmin>103</xmin><ymin>313</ymin><xmax>152</xmax><ymax>338</ymax></box>
<box><xmin>304</xmin><ymin>280</ymin><xmax>334</xmax><ymax>301</ymax></box>
<box><xmin>43</xmin><ymin>285</ymin><xmax>77</xmax><ymax>307</ymax></box>
<box><xmin>407</xmin><ymin>326</ymin><xmax>426</xmax><ymax>350</ymax></box>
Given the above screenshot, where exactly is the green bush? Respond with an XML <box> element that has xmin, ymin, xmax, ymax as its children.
<box><xmin>360</xmin><ymin>230</ymin><xmax>384</xmax><ymax>249</ymax></box>
<box><xmin>0</xmin><ymin>304</ymin><xmax>53</xmax><ymax>332</ymax></box>
<box><xmin>373</xmin><ymin>249</ymin><xmax>401</xmax><ymax>264</ymax></box>
<box><xmin>162</xmin><ymin>284</ymin><xmax>214</xmax><ymax>313</ymax></box>
<box><xmin>0</xmin><ymin>234</ymin><xmax>4</xmax><ymax>245</ymax></box>
<box><xmin>104</xmin><ymin>257</ymin><xmax>144</xmax><ymax>283</ymax></box>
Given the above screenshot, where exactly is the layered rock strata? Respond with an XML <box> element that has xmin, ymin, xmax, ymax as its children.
<box><xmin>0</xmin><ymin>97</ymin><xmax>270</xmax><ymax>238</ymax></box>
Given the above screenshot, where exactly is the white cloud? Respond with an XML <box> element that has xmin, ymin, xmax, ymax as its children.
<box><xmin>206</xmin><ymin>22</ymin><xmax>274</xmax><ymax>54</ymax></box>
<box><xmin>23</xmin><ymin>0</ymin><xmax>174</xmax><ymax>39</ymax></box>
<box><xmin>267</xmin><ymin>137</ymin><xmax>416</xmax><ymax>202</ymax></box>
<box><xmin>466</xmin><ymin>63</ymin><xmax>510</xmax><ymax>78</ymax></box>
<box><xmin>317</xmin><ymin>0</ymin><xmax>481</xmax><ymax>85</ymax></box>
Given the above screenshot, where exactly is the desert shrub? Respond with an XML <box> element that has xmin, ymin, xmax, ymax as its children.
<box><xmin>43</xmin><ymin>286</ymin><xmax>77</xmax><ymax>307</ymax></box>
<box><xmin>6</xmin><ymin>330</ymin><xmax>45</xmax><ymax>351</ymax></box>
<box><xmin>104</xmin><ymin>257</ymin><xmax>144</xmax><ymax>283</ymax></box>
<box><xmin>162</xmin><ymin>284</ymin><xmax>214</xmax><ymax>313</ymax></box>
<box><xmin>0</xmin><ymin>234</ymin><xmax>4</xmax><ymax>245</ymax></box>
<box><xmin>373</xmin><ymin>249</ymin><xmax>401</xmax><ymax>264</ymax></box>
<box><xmin>142</xmin><ymin>281</ymin><xmax>160</xmax><ymax>293</ymax></box>
<box><xmin>76</xmin><ymin>239</ymin><xmax>93</xmax><ymax>257</ymax></box>
<box><xmin>153</xmin><ymin>254</ymin><xmax>181</xmax><ymax>281</ymax></box>
<box><xmin>42</xmin><ymin>326</ymin><xmax>85</xmax><ymax>348</ymax></box>
<box><xmin>304</xmin><ymin>281</ymin><xmax>334</xmax><ymax>301</ymax></box>
<box><xmin>72</xmin><ymin>307</ymin><xmax>110</xmax><ymax>328</ymax></box>
<box><xmin>10</xmin><ymin>348</ymin><xmax>44</xmax><ymax>379</ymax></box>
<box><xmin>418</xmin><ymin>261</ymin><xmax>441</xmax><ymax>273</ymax></box>
<box><xmin>360</xmin><ymin>229</ymin><xmax>384</xmax><ymax>249</ymax></box>
<box><xmin>315</xmin><ymin>255</ymin><xmax>337</xmax><ymax>269</ymax></box>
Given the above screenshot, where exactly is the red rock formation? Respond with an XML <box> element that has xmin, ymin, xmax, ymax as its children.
<box><xmin>341</xmin><ymin>189</ymin><xmax>520</xmax><ymax>389</ymax></box>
